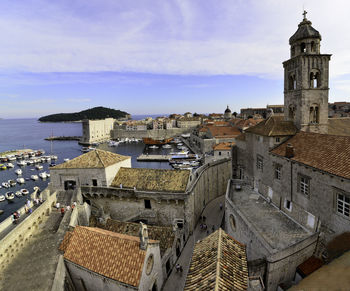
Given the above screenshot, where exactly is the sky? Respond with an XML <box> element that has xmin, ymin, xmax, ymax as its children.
<box><xmin>0</xmin><ymin>0</ymin><xmax>349</xmax><ymax>118</ymax></box>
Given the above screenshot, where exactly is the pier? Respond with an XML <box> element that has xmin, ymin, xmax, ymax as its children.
<box><xmin>137</xmin><ymin>154</ymin><xmax>171</xmax><ymax>161</ymax></box>
<box><xmin>45</xmin><ymin>136</ymin><xmax>81</xmax><ymax>141</ymax></box>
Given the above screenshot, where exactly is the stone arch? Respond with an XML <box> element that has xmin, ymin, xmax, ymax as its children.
<box><xmin>310</xmin><ymin>103</ymin><xmax>320</xmax><ymax>124</ymax></box>
<box><xmin>288</xmin><ymin>73</ymin><xmax>296</xmax><ymax>90</ymax></box>
<box><xmin>310</xmin><ymin>69</ymin><xmax>321</xmax><ymax>88</ymax></box>
<box><xmin>311</xmin><ymin>41</ymin><xmax>315</xmax><ymax>52</ymax></box>
<box><xmin>289</xmin><ymin>104</ymin><xmax>296</xmax><ymax>120</ymax></box>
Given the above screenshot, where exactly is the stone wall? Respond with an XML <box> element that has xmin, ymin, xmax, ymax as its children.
<box><xmin>0</xmin><ymin>190</ymin><xmax>57</xmax><ymax>271</ymax></box>
<box><xmin>80</xmin><ymin>118</ymin><xmax>115</xmax><ymax>144</ymax></box>
<box><xmin>112</xmin><ymin>128</ymin><xmax>193</xmax><ymax>140</ymax></box>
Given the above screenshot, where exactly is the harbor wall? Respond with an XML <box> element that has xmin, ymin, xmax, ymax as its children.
<box><xmin>112</xmin><ymin>128</ymin><xmax>192</xmax><ymax>140</ymax></box>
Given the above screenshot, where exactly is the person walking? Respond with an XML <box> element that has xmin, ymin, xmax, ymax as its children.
<box><xmin>60</xmin><ymin>206</ymin><xmax>65</xmax><ymax>217</ymax></box>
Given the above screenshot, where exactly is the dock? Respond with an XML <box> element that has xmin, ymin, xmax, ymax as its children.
<box><xmin>45</xmin><ymin>136</ymin><xmax>81</xmax><ymax>141</ymax></box>
<box><xmin>137</xmin><ymin>154</ymin><xmax>171</xmax><ymax>161</ymax></box>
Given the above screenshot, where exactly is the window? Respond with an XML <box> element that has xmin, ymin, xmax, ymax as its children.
<box><xmin>275</xmin><ymin>137</ymin><xmax>280</xmax><ymax>143</ymax></box>
<box><xmin>144</xmin><ymin>199</ymin><xmax>151</xmax><ymax>209</ymax></box>
<box><xmin>284</xmin><ymin>199</ymin><xmax>292</xmax><ymax>211</ymax></box>
<box><xmin>256</xmin><ymin>155</ymin><xmax>263</xmax><ymax>171</ymax></box>
<box><xmin>219</xmin><ymin>151</ymin><xmax>221</xmax><ymax>156</ymax></box>
<box><xmin>298</xmin><ymin>174</ymin><xmax>310</xmax><ymax>196</ymax></box>
<box><xmin>336</xmin><ymin>192</ymin><xmax>350</xmax><ymax>218</ymax></box>
<box><xmin>92</xmin><ymin>179</ymin><xmax>97</xmax><ymax>186</ymax></box>
<box><xmin>275</xmin><ymin>164</ymin><xmax>282</xmax><ymax>180</ymax></box>
<box><xmin>310</xmin><ymin>104</ymin><xmax>319</xmax><ymax>124</ymax></box>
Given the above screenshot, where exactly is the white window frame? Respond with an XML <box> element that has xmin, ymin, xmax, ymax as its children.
<box><xmin>298</xmin><ymin>175</ymin><xmax>310</xmax><ymax>196</ymax></box>
<box><xmin>336</xmin><ymin>192</ymin><xmax>350</xmax><ymax>218</ymax></box>
<box><xmin>275</xmin><ymin>164</ymin><xmax>282</xmax><ymax>180</ymax></box>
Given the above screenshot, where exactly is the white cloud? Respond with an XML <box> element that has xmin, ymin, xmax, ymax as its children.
<box><xmin>0</xmin><ymin>0</ymin><xmax>349</xmax><ymax>80</ymax></box>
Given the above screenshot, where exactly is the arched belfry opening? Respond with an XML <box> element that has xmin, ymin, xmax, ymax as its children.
<box><xmin>284</xmin><ymin>10</ymin><xmax>330</xmax><ymax>133</ymax></box>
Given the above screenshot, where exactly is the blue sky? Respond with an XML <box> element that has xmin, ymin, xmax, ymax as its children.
<box><xmin>0</xmin><ymin>0</ymin><xmax>349</xmax><ymax>118</ymax></box>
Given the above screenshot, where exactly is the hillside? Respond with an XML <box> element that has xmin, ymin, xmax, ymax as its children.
<box><xmin>38</xmin><ymin>107</ymin><xmax>129</xmax><ymax>122</ymax></box>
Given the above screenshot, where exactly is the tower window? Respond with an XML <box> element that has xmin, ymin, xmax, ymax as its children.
<box><xmin>311</xmin><ymin>41</ymin><xmax>315</xmax><ymax>52</ymax></box>
<box><xmin>301</xmin><ymin>42</ymin><xmax>306</xmax><ymax>53</ymax></box>
<box><xmin>288</xmin><ymin>74</ymin><xmax>296</xmax><ymax>90</ymax></box>
<box><xmin>310</xmin><ymin>104</ymin><xmax>319</xmax><ymax>124</ymax></box>
<box><xmin>289</xmin><ymin>104</ymin><xmax>295</xmax><ymax>120</ymax></box>
<box><xmin>310</xmin><ymin>71</ymin><xmax>320</xmax><ymax>88</ymax></box>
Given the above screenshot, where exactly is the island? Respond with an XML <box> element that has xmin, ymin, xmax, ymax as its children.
<box><xmin>38</xmin><ymin>106</ymin><xmax>130</xmax><ymax>122</ymax></box>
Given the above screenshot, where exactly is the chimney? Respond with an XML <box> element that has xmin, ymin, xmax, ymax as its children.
<box><xmin>139</xmin><ymin>222</ymin><xmax>149</xmax><ymax>250</ymax></box>
<box><xmin>285</xmin><ymin>143</ymin><xmax>294</xmax><ymax>158</ymax></box>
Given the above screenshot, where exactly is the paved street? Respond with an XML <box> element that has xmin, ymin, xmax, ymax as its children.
<box><xmin>163</xmin><ymin>195</ymin><xmax>225</xmax><ymax>291</ymax></box>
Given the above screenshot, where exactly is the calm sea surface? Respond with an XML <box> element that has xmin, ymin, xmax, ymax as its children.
<box><xmin>0</xmin><ymin>118</ymin><xmax>172</xmax><ymax>222</ymax></box>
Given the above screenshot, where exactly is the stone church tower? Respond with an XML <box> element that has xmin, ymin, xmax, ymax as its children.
<box><xmin>283</xmin><ymin>11</ymin><xmax>331</xmax><ymax>133</ymax></box>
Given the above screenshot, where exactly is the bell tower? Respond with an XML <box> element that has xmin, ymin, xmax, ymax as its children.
<box><xmin>283</xmin><ymin>11</ymin><xmax>331</xmax><ymax>133</ymax></box>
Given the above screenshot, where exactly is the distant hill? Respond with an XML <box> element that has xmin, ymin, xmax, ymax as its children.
<box><xmin>38</xmin><ymin>106</ymin><xmax>129</xmax><ymax>122</ymax></box>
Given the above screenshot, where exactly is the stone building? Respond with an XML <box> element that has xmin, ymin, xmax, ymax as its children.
<box><xmin>213</xmin><ymin>142</ymin><xmax>234</xmax><ymax>159</ymax></box>
<box><xmin>176</xmin><ymin>117</ymin><xmax>201</xmax><ymax>128</ymax></box>
<box><xmin>184</xmin><ymin>228</ymin><xmax>249</xmax><ymax>291</ymax></box>
<box><xmin>50</xmin><ymin>149</ymin><xmax>131</xmax><ymax>190</ymax></box>
<box><xmin>80</xmin><ymin>118</ymin><xmax>115</xmax><ymax>145</ymax></box>
<box><xmin>228</xmin><ymin>12</ymin><xmax>350</xmax><ymax>290</ymax></box>
<box><xmin>60</xmin><ymin>225</ymin><xmax>163</xmax><ymax>291</ymax></box>
<box><xmin>224</xmin><ymin>105</ymin><xmax>232</xmax><ymax>119</ymax></box>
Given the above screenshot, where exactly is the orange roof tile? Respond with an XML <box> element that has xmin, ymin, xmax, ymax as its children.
<box><xmin>208</xmin><ymin>126</ymin><xmax>241</xmax><ymax>138</ymax></box>
<box><xmin>213</xmin><ymin>142</ymin><xmax>235</xmax><ymax>150</ymax></box>
<box><xmin>245</xmin><ymin>116</ymin><xmax>296</xmax><ymax>136</ymax></box>
<box><xmin>62</xmin><ymin>226</ymin><xmax>156</xmax><ymax>287</ymax></box>
<box><xmin>271</xmin><ymin>131</ymin><xmax>350</xmax><ymax>179</ymax></box>
<box><xmin>184</xmin><ymin>228</ymin><xmax>248</xmax><ymax>291</ymax></box>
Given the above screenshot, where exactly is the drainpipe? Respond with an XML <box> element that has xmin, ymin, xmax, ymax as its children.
<box><xmin>290</xmin><ymin>160</ymin><xmax>293</xmax><ymax>202</ymax></box>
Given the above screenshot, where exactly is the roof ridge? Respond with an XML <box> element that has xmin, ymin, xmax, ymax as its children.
<box><xmin>94</xmin><ymin>149</ymin><xmax>106</xmax><ymax>168</ymax></box>
<box><xmin>214</xmin><ymin>228</ymin><xmax>223</xmax><ymax>291</ymax></box>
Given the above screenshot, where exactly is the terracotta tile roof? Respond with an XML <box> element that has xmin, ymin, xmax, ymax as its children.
<box><xmin>297</xmin><ymin>256</ymin><xmax>323</xmax><ymax>277</ymax></box>
<box><xmin>59</xmin><ymin>231</ymin><xmax>73</xmax><ymax>252</ymax></box>
<box><xmin>111</xmin><ymin>167</ymin><xmax>190</xmax><ymax>192</ymax></box>
<box><xmin>271</xmin><ymin>131</ymin><xmax>350</xmax><ymax>179</ymax></box>
<box><xmin>208</xmin><ymin>126</ymin><xmax>241</xmax><ymax>138</ymax></box>
<box><xmin>213</xmin><ymin>142</ymin><xmax>235</xmax><ymax>151</ymax></box>
<box><xmin>233</xmin><ymin>118</ymin><xmax>264</xmax><ymax>130</ymax></box>
<box><xmin>62</xmin><ymin>226</ymin><xmax>156</xmax><ymax>287</ymax></box>
<box><xmin>184</xmin><ymin>228</ymin><xmax>248</xmax><ymax>291</ymax></box>
<box><xmin>90</xmin><ymin>217</ymin><xmax>175</xmax><ymax>256</ymax></box>
<box><xmin>245</xmin><ymin>116</ymin><xmax>297</xmax><ymax>136</ymax></box>
<box><xmin>52</xmin><ymin>149</ymin><xmax>130</xmax><ymax>169</ymax></box>
<box><xmin>213</xmin><ymin>121</ymin><xmax>230</xmax><ymax>126</ymax></box>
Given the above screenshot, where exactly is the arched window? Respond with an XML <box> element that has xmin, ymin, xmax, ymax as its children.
<box><xmin>310</xmin><ymin>104</ymin><xmax>319</xmax><ymax>124</ymax></box>
<box><xmin>310</xmin><ymin>70</ymin><xmax>321</xmax><ymax>88</ymax></box>
<box><xmin>289</xmin><ymin>73</ymin><xmax>296</xmax><ymax>90</ymax></box>
<box><xmin>311</xmin><ymin>41</ymin><xmax>315</xmax><ymax>52</ymax></box>
<box><xmin>301</xmin><ymin>43</ymin><xmax>306</xmax><ymax>53</ymax></box>
<box><xmin>289</xmin><ymin>104</ymin><xmax>295</xmax><ymax>120</ymax></box>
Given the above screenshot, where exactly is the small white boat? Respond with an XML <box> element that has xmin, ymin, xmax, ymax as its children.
<box><xmin>50</xmin><ymin>155</ymin><xmax>58</xmax><ymax>160</ymax></box>
<box><xmin>149</xmin><ymin>145</ymin><xmax>159</xmax><ymax>149</ymax></box>
<box><xmin>2</xmin><ymin>182</ymin><xmax>10</xmax><ymax>188</ymax></box>
<box><xmin>6</xmin><ymin>163</ymin><xmax>14</xmax><ymax>168</ymax></box>
<box><xmin>46</xmin><ymin>173</ymin><xmax>50</xmax><ymax>178</ymax></box>
<box><xmin>39</xmin><ymin>172</ymin><xmax>47</xmax><ymax>179</ymax></box>
<box><xmin>27</xmin><ymin>160</ymin><xmax>34</xmax><ymax>165</ymax></box>
<box><xmin>15</xmin><ymin>191</ymin><xmax>22</xmax><ymax>197</ymax></box>
<box><xmin>64</xmin><ymin>158</ymin><xmax>70</xmax><ymax>162</ymax></box>
<box><xmin>6</xmin><ymin>155</ymin><xmax>16</xmax><ymax>161</ymax></box>
<box><xmin>5</xmin><ymin>192</ymin><xmax>15</xmax><ymax>200</ymax></box>
<box><xmin>16</xmin><ymin>177</ymin><xmax>25</xmax><ymax>184</ymax></box>
<box><xmin>21</xmin><ymin>189</ymin><xmax>29</xmax><ymax>195</ymax></box>
<box><xmin>8</xmin><ymin>180</ymin><xmax>16</xmax><ymax>187</ymax></box>
<box><xmin>31</xmin><ymin>175</ymin><xmax>39</xmax><ymax>181</ymax></box>
<box><xmin>0</xmin><ymin>195</ymin><xmax>5</xmax><ymax>202</ymax></box>
<box><xmin>17</xmin><ymin>160</ymin><xmax>26</xmax><ymax>166</ymax></box>
<box><xmin>15</xmin><ymin>169</ymin><xmax>22</xmax><ymax>175</ymax></box>
<box><xmin>162</xmin><ymin>144</ymin><xmax>172</xmax><ymax>149</ymax></box>
<box><xmin>35</xmin><ymin>165</ymin><xmax>43</xmax><ymax>170</ymax></box>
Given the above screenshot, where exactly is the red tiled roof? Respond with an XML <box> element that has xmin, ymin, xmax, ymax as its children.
<box><xmin>208</xmin><ymin>126</ymin><xmax>241</xmax><ymax>138</ymax></box>
<box><xmin>213</xmin><ymin>142</ymin><xmax>235</xmax><ymax>150</ymax></box>
<box><xmin>245</xmin><ymin>116</ymin><xmax>297</xmax><ymax>136</ymax></box>
<box><xmin>271</xmin><ymin>131</ymin><xmax>350</xmax><ymax>179</ymax></box>
<box><xmin>184</xmin><ymin>228</ymin><xmax>248</xmax><ymax>291</ymax></box>
<box><xmin>62</xmin><ymin>226</ymin><xmax>157</xmax><ymax>287</ymax></box>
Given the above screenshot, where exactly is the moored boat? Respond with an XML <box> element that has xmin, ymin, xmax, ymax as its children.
<box><xmin>143</xmin><ymin>137</ymin><xmax>173</xmax><ymax>145</ymax></box>
<box><xmin>6</xmin><ymin>163</ymin><xmax>14</xmax><ymax>168</ymax></box>
<box><xmin>1</xmin><ymin>182</ymin><xmax>10</xmax><ymax>188</ymax></box>
<box><xmin>0</xmin><ymin>195</ymin><xmax>5</xmax><ymax>202</ymax></box>
<box><xmin>0</xmin><ymin>164</ymin><xmax>7</xmax><ymax>170</ymax></box>
<box><xmin>16</xmin><ymin>177</ymin><xmax>25</xmax><ymax>184</ymax></box>
<box><xmin>35</xmin><ymin>164</ymin><xmax>43</xmax><ymax>170</ymax></box>
<box><xmin>15</xmin><ymin>168</ymin><xmax>22</xmax><ymax>175</ymax></box>
<box><xmin>8</xmin><ymin>180</ymin><xmax>16</xmax><ymax>187</ymax></box>
<box><xmin>17</xmin><ymin>160</ymin><xmax>26</xmax><ymax>166</ymax></box>
<box><xmin>5</xmin><ymin>192</ymin><xmax>15</xmax><ymax>201</ymax></box>
<box><xmin>39</xmin><ymin>172</ymin><xmax>47</xmax><ymax>179</ymax></box>
<box><xmin>21</xmin><ymin>189</ymin><xmax>29</xmax><ymax>195</ymax></box>
<box><xmin>31</xmin><ymin>175</ymin><xmax>39</xmax><ymax>181</ymax></box>
<box><xmin>15</xmin><ymin>191</ymin><xmax>22</xmax><ymax>197</ymax></box>
<box><xmin>149</xmin><ymin>145</ymin><xmax>159</xmax><ymax>149</ymax></box>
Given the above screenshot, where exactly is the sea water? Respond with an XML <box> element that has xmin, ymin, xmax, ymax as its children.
<box><xmin>0</xmin><ymin>118</ymin><xmax>173</xmax><ymax>222</ymax></box>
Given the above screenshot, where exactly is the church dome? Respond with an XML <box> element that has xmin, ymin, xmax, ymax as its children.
<box><xmin>289</xmin><ymin>16</ymin><xmax>321</xmax><ymax>45</ymax></box>
<box><xmin>225</xmin><ymin>106</ymin><xmax>231</xmax><ymax>114</ymax></box>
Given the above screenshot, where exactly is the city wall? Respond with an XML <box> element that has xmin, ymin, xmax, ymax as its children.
<box><xmin>0</xmin><ymin>190</ymin><xmax>57</xmax><ymax>271</ymax></box>
<box><xmin>112</xmin><ymin>128</ymin><xmax>192</xmax><ymax>140</ymax></box>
